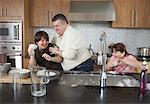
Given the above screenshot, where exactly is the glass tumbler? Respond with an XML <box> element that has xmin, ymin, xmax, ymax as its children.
<box><xmin>13</xmin><ymin>73</ymin><xmax>21</xmax><ymax>89</ymax></box>
<box><xmin>30</xmin><ymin>66</ymin><xmax>47</xmax><ymax>97</ymax></box>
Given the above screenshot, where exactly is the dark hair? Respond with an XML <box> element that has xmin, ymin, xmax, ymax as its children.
<box><xmin>52</xmin><ymin>14</ymin><xmax>68</xmax><ymax>24</ymax></box>
<box><xmin>112</xmin><ymin>43</ymin><xmax>129</xmax><ymax>56</ymax></box>
<box><xmin>34</xmin><ymin>31</ymin><xmax>49</xmax><ymax>43</ymax></box>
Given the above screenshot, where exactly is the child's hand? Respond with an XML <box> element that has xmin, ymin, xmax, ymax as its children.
<box><xmin>42</xmin><ymin>53</ymin><xmax>51</xmax><ymax>61</ymax></box>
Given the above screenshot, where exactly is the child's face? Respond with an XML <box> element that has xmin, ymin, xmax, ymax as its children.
<box><xmin>112</xmin><ymin>49</ymin><xmax>125</xmax><ymax>59</ymax></box>
<box><xmin>36</xmin><ymin>38</ymin><xmax>48</xmax><ymax>49</ymax></box>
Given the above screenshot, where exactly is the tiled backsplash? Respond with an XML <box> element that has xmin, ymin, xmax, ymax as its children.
<box><xmin>33</xmin><ymin>23</ymin><xmax>150</xmax><ymax>55</ymax></box>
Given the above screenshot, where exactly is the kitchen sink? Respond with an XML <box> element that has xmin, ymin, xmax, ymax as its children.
<box><xmin>59</xmin><ymin>71</ymin><xmax>140</xmax><ymax>87</ymax></box>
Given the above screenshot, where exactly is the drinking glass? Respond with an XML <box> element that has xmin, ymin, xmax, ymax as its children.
<box><xmin>30</xmin><ymin>66</ymin><xmax>47</xmax><ymax>97</ymax></box>
<box><xmin>13</xmin><ymin>73</ymin><xmax>21</xmax><ymax>89</ymax></box>
<box><xmin>0</xmin><ymin>65</ymin><xmax>6</xmax><ymax>77</ymax></box>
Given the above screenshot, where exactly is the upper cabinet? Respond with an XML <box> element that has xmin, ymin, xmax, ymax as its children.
<box><xmin>135</xmin><ymin>0</ymin><xmax>150</xmax><ymax>28</ymax></box>
<box><xmin>112</xmin><ymin>0</ymin><xmax>150</xmax><ymax>28</ymax></box>
<box><xmin>30</xmin><ymin>0</ymin><xmax>70</xmax><ymax>27</ymax></box>
<box><xmin>0</xmin><ymin>0</ymin><xmax>24</xmax><ymax>17</ymax></box>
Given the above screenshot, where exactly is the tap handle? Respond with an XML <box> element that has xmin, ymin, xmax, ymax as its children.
<box><xmin>100</xmin><ymin>31</ymin><xmax>106</xmax><ymax>41</ymax></box>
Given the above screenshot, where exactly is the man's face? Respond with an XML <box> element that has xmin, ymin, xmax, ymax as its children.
<box><xmin>52</xmin><ymin>20</ymin><xmax>67</xmax><ymax>37</ymax></box>
<box><xmin>36</xmin><ymin>38</ymin><xmax>48</xmax><ymax>50</ymax></box>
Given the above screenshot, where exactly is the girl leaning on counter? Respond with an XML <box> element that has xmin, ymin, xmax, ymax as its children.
<box><xmin>28</xmin><ymin>31</ymin><xmax>63</xmax><ymax>72</ymax></box>
<box><xmin>106</xmin><ymin>43</ymin><xmax>141</xmax><ymax>73</ymax></box>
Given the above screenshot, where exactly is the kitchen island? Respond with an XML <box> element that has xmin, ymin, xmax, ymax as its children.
<box><xmin>0</xmin><ymin>81</ymin><xmax>150</xmax><ymax>104</ymax></box>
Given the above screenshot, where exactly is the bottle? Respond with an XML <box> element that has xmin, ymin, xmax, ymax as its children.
<box><xmin>140</xmin><ymin>64</ymin><xmax>147</xmax><ymax>94</ymax></box>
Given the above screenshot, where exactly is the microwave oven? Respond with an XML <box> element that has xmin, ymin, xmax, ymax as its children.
<box><xmin>0</xmin><ymin>22</ymin><xmax>22</xmax><ymax>42</ymax></box>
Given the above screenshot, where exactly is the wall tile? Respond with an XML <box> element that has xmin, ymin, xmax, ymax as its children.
<box><xmin>33</xmin><ymin>23</ymin><xmax>150</xmax><ymax>55</ymax></box>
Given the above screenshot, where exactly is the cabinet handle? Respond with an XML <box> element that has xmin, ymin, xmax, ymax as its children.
<box><xmin>48</xmin><ymin>10</ymin><xmax>50</xmax><ymax>25</ymax></box>
<box><xmin>50</xmin><ymin>11</ymin><xmax>53</xmax><ymax>26</ymax></box>
<box><xmin>6</xmin><ymin>9</ymin><xmax>7</xmax><ymax>16</ymax></box>
<box><xmin>131</xmin><ymin>10</ymin><xmax>134</xmax><ymax>27</ymax></box>
<box><xmin>135</xmin><ymin>10</ymin><xmax>138</xmax><ymax>27</ymax></box>
<box><xmin>2</xmin><ymin>8</ymin><xmax>4</xmax><ymax>16</ymax></box>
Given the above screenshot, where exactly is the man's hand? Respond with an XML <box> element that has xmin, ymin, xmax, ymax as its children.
<box><xmin>49</xmin><ymin>46</ymin><xmax>59</xmax><ymax>54</ymax></box>
<box><xmin>42</xmin><ymin>53</ymin><xmax>51</xmax><ymax>61</ymax></box>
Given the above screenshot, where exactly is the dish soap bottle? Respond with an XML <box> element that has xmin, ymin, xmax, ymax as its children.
<box><xmin>140</xmin><ymin>63</ymin><xmax>148</xmax><ymax>95</ymax></box>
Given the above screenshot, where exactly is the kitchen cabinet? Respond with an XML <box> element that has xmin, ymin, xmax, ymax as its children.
<box><xmin>30</xmin><ymin>0</ymin><xmax>70</xmax><ymax>27</ymax></box>
<box><xmin>0</xmin><ymin>0</ymin><xmax>24</xmax><ymax>17</ymax></box>
<box><xmin>0</xmin><ymin>0</ymin><xmax>31</xmax><ymax>69</ymax></box>
<box><xmin>135</xmin><ymin>0</ymin><xmax>150</xmax><ymax>28</ymax></box>
<box><xmin>112</xmin><ymin>0</ymin><xmax>150</xmax><ymax>28</ymax></box>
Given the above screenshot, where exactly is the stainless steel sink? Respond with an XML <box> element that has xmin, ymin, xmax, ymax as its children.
<box><xmin>59</xmin><ymin>72</ymin><xmax>140</xmax><ymax>87</ymax></box>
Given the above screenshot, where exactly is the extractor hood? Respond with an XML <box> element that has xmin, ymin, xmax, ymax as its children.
<box><xmin>69</xmin><ymin>0</ymin><xmax>116</xmax><ymax>22</ymax></box>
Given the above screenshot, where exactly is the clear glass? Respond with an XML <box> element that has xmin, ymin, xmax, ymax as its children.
<box><xmin>13</xmin><ymin>73</ymin><xmax>21</xmax><ymax>89</ymax></box>
<box><xmin>30</xmin><ymin>66</ymin><xmax>47</xmax><ymax>97</ymax></box>
<box><xmin>0</xmin><ymin>65</ymin><xmax>7</xmax><ymax>77</ymax></box>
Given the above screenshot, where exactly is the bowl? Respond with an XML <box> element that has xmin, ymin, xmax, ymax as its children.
<box><xmin>0</xmin><ymin>63</ymin><xmax>11</xmax><ymax>74</ymax></box>
<box><xmin>9</xmin><ymin>68</ymin><xmax>30</xmax><ymax>79</ymax></box>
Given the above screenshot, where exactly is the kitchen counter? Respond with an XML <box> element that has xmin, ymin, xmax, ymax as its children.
<box><xmin>0</xmin><ymin>82</ymin><xmax>150</xmax><ymax>104</ymax></box>
<box><xmin>0</xmin><ymin>75</ymin><xmax>31</xmax><ymax>84</ymax></box>
<box><xmin>0</xmin><ymin>72</ymin><xmax>150</xmax><ymax>103</ymax></box>
<box><xmin>1</xmin><ymin>72</ymin><xmax>150</xmax><ymax>87</ymax></box>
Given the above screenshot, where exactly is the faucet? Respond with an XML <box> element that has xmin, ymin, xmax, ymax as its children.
<box><xmin>98</xmin><ymin>31</ymin><xmax>107</xmax><ymax>88</ymax></box>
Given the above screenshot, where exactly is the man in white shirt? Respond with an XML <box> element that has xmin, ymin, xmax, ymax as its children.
<box><xmin>50</xmin><ymin>14</ymin><xmax>93</xmax><ymax>72</ymax></box>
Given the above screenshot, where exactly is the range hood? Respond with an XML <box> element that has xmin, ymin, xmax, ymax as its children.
<box><xmin>69</xmin><ymin>0</ymin><xmax>116</xmax><ymax>22</ymax></box>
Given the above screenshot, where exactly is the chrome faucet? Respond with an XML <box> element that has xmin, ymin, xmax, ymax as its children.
<box><xmin>98</xmin><ymin>31</ymin><xmax>107</xmax><ymax>88</ymax></box>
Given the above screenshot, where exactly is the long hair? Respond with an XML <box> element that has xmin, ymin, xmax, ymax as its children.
<box><xmin>112</xmin><ymin>43</ymin><xmax>129</xmax><ymax>56</ymax></box>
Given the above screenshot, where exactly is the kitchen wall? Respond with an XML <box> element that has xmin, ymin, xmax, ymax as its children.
<box><xmin>33</xmin><ymin>22</ymin><xmax>150</xmax><ymax>55</ymax></box>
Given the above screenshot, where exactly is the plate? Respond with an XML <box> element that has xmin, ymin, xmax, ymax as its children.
<box><xmin>37</xmin><ymin>70</ymin><xmax>56</xmax><ymax>77</ymax></box>
<box><xmin>107</xmin><ymin>71</ymin><xmax>118</xmax><ymax>75</ymax></box>
<box><xmin>35</xmin><ymin>69</ymin><xmax>61</xmax><ymax>81</ymax></box>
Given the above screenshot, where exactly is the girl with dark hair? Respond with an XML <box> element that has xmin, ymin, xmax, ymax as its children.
<box><xmin>28</xmin><ymin>31</ymin><xmax>63</xmax><ymax>71</ymax></box>
<box><xmin>106</xmin><ymin>43</ymin><xmax>140</xmax><ymax>73</ymax></box>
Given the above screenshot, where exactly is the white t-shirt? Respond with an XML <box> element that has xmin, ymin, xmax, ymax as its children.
<box><xmin>52</xmin><ymin>25</ymin><xmax>91</xmax><ymax>71</ymax></box>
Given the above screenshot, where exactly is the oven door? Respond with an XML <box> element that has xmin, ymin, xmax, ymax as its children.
<box><xmin>7</xmin><ymin>53</ymin><xmax>22</xmax><ymax>68</ymax></box>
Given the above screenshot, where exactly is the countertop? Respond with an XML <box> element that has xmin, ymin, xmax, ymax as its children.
<box><xmin>0</xmin><ymin>82</ymin><xmax>150</xmax><ymax>104</ymax></box>
<box><xmin>0</xmin><ymin>75</ymin><xmax>31</xmax><ymax>84</ymax></box>
<box><xmin>1</xmin><ymin>73</ymin><xmax>150</xmax><ymax>104</ymax></box>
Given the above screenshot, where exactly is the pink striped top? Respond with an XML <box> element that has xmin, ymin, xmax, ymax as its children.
<box><xmin>110</xmin><ymin>55</ymin><xmax>136</xmax><ymax>73</ymax></box>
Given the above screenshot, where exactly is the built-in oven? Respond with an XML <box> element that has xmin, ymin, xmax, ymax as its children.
<box><xmin>0</xmin><ymin>21</ymin><xmax>22</xmax><ymax>68</ymax></box>
<box><xmin>0</xmin><ymin>22</ymin><xmax>22</xmax><ymax>42</ymax></box>
<box><xmin>0</xmin><ymin>42</ymin><xmax>22</xmax><ymax>68</ymax></box>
